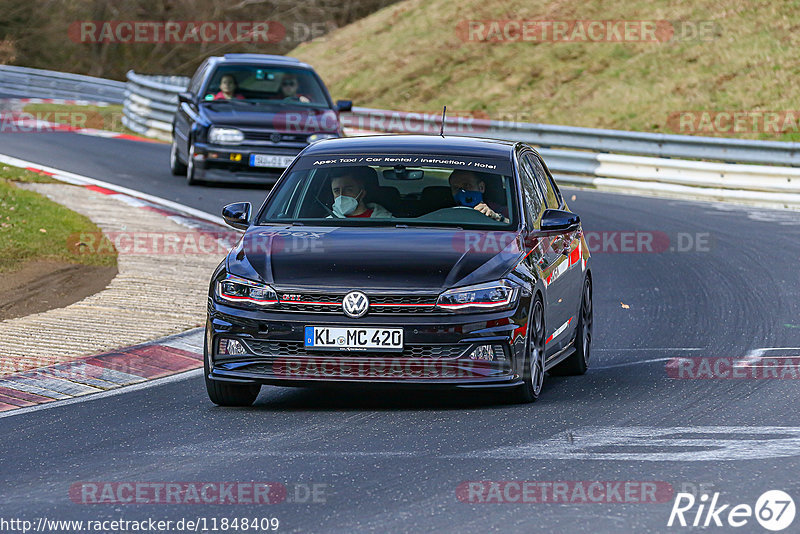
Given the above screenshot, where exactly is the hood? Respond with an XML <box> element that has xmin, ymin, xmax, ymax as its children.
<box><xmin>227</xmin><ymin>226</ymin><xmax>524</xmax><ymax>292</ymax></box>
<box><xmin>200</xmin><ymin>103</ymin><xmax>339</xmax><ymax>133</ymax></box>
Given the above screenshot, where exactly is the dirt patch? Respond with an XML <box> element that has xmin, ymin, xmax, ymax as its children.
<box><xmin>0</xmin><ymin>261</ymin><xmax>117</xmax><ymax>320</ymax></box>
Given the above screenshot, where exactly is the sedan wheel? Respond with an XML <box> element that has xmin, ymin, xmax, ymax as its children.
<box><xmin>511</xmin><ymin>296</ymin><xmax>545</xmax><ymax>403</ymax></box>
<box><xmin>550</xmin><ymin>276</ymin><xmax>592</xmax><ymax>376</ymax></box>
<box><xmin>169</xmin><ymin>136</ymin><xmax>187</xmax><ymax>175</ymax></box>
<box><xmin>186</xmin><ymin>142</ymin><xmax>199</xmax><ymax>185</ymax></box>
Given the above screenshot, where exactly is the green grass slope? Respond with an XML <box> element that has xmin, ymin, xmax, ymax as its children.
<box><xmin>291</xmin><ymin>0</ymin><xmax>800</xmax><ymax>140</ymax></box>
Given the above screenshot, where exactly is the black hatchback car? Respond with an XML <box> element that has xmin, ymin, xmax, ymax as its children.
<box><xmin>169</xmin><ymin>53</ymin><xmax>352</xmax><ymax>185</ymax></box>
<box><xmin>205</xmin><ymin>135</ymin><xmax>593</xmax><ymax>405</ymax></box>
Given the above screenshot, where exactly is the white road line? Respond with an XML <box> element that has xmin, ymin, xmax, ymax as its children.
<box><xmin>592</xmin><ymin>358</ymin><xmax>673</xmax><ymax>370</ymax></box>
<box><xmin>0</xmin><ymin>368</ymin><xmax>203</xmax><ymax>419</ymax></box>
<box><xmin>0</xmin><ymin>152</ymin><xmax>226</xmax><ymax>227</ymax></box>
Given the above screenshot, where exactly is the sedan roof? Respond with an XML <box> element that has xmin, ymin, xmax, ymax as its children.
<box><xmin>302</xmin><ymin>135</ymin><xmax>518</xmax><ymax>159</ymax></box>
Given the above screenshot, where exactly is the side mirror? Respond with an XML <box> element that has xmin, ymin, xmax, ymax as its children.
<box><xmin>537</xmin><ymin>209</ymin><xmax>580</xmax><ymax>235</ymax></box>
<box><xmin>222</xmin><ymin>202</ymin><xmax>251</xmax><ymax>230</ymax></box>
<box><xmin>335</xmin><ymin>99</ymin><xmax>352</xmax><ymax>112</ymax></box>
<box><xmin>178</xmin><ymin>91</ymin><xmax>195</xmax><ymax>105</ymax></box>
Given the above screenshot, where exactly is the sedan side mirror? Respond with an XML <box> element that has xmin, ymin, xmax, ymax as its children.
<box><xmin>335</xmin><ymin>99</ymin><xmax>353</xmax><ymax>112</ymax></box>
<box><xmin>222</xmin><ymin>202</ymin><xmax>251</xmax><ymax>230</ymax></box>
<box><xmin>538</xmin><ymin>209</ymin><xmax>580</xmax><ymax>235</ymax></box>
<box><xmin>178</xmin><ymin>91</ymin><xmax>195</xmax><ymax>105</ymax></box>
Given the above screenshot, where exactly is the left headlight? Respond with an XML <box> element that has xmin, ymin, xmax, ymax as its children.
<box><xmin>209</xmin><ymin>127</ymin><xmax>244</xmax><ymax>145</ymax></box>
<box><xmin>436</xmin><ymin>280</ymin><xmax>520</xmax><ymax>313</ymax></box>
<box><xmin>307</xmin><ymin>133</ymin><xmax>338</xmax><ymax>143</ymax></box>
<box><xmin>216</xmin><ymin>274</ymin><xmax>278</xmax><ymax>307</ymax></box>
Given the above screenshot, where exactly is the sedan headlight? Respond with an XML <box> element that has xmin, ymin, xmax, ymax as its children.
<box><xmin>436</xmin><ymin>280</ymin><xmax>520</xmax><ymax>312</ymax></box>
<box><xmin>216</xmin><ymin>274</ymin><xmax>278</xmax><ymax>307</ymax></box>
<box><xmin>209</xmin><ymin>127</ymin><xmax>244</xmax><ymax>145</ymax></box>
<box><xmin>307</xmin><ymin>133</ymin><xmax>338</xmax><ymax>143</ymax></box>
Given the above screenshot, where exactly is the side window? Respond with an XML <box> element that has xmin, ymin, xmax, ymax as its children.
<box><xmin>189</xmin><ymin>62</ymin><xmax>209</xmax><ymax>96</ymax></box>
<box><xmin>528</xmin><ymin>153</ymin><xmax>561</xmax><ymax>208</ymax></box>
<box><xmin>518</xmin><ymin>153</ymin><xmax>546</xmax><ymax>228</ymax></box>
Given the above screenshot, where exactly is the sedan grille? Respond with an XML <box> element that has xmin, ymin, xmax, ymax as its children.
<box><xmin>275</xmin><ymin>292</ymin><xmax>438</xmax><ymax>315</ymax></box>
<box><xmin>243</xmin><ymin>340</ymin><xmax>466</xmax><ymax>359</ymax></box>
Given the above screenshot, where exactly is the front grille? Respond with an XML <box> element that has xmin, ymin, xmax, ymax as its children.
<box><xmin>275</xmin><ymin>292</ymin><xmax>439</xmax><ymax>315</ymax></box>
<box><xmin>243</xmin><ymin>340</ymin><xmax>467</xmax><ymax>359</ymax></box>
<box><xmin>242</xmin><ymin>130</ymin><xmax>307</xmax><ymax>143</ymax></box>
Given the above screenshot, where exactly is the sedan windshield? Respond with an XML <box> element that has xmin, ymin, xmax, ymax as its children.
<box><xmin>202</xmin><ymin>65</ymin><xmax>329</xmax><ymax>107</ymax></box>
<box><xmin>258</xmin><ymin>154</ymin><xmax>518</xmax><ymax>229</ymax></box>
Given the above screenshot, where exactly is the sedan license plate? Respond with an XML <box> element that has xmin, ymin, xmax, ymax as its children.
<box><xmin>304</xmin><ymin>326</ymin><xmax>403</xmax><ymax>352</ymax></box>
<box><xmin>249</xmin><ymin>154</ymin><xmax>296</xmax><ymax>168</ymax></box>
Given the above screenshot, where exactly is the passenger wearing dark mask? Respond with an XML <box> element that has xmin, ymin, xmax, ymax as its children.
<box><xmin>448</xmin><ymin>170</ymin><xmax>509</xmax><ymax>223</ymax></box>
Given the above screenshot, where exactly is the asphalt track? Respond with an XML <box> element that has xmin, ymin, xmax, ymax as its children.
<box><xmin>2</xmin><ymin>130</ymin><xmax>800</xmax><ymax>532</ymax></box>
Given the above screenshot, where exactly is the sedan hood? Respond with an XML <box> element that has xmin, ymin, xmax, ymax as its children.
<box><xmin>227</xmin><ymin>226</ymin><xmax>524</xmax><ymax>292</ymax></box>
<box><xmin>200</xmin><ymin>103</ymin><xmax>339</xmax><ymax>133</ymax></box>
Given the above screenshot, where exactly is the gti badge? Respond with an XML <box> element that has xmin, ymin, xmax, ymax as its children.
<box><xmin>342</xmin><ymin>291</ymin><xmax>369</xmax><ymax>318</ymax></box>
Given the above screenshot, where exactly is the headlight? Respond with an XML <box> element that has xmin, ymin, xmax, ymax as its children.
<box><xmin>216</xmin><ymin>274</ymin><xmax>278</xmax><ymax>307</ymax></box>
<box><xmin>436</xmin><ymin>280</ymin><xmax>520</xmax><ymax>312</ymax></box>
<box><xmin>307</xmin><ymin>133</ymin><xmax>338</xmax><ymax>143</ymax></box>
<box><xmin>209</xmin><ymin>127</ymin><xmax>244</xmax><ymax>145</ymax></box>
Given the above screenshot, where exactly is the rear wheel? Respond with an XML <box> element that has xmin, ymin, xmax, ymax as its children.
<box><xmin>550</xmin><ymin>276</ymin><xmax>592</xmax><ymax>376</ymax></box>
<box><xmin>510</xmin><ymin>296</ymin><xmax>545</xmax><ymax>403</ymax></box>
<box><xmin>204</xmin><ymin>336</ymin><xmax>260</xmax><ymax>406</ymax></box>
<box><xmin>169</xmin><ymin>136</ymin><xmax>187</xmax><ymax>175</ymax></box>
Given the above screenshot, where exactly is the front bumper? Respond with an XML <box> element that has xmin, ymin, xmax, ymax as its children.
<box><xmin>192</xmin><ymin>142</ymin><xmax>303</xmax><ymax>184</ymax></box>
<box><xmin>206</xmin><ymin>297</ymin><xmax>531</xmax><ymax>390</ymax></box>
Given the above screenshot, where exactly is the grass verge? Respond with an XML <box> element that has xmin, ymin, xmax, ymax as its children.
<box><xmin>0</xmin><ymin>165</ymin><xmax>117</xmax><ymax>273</ymax></box>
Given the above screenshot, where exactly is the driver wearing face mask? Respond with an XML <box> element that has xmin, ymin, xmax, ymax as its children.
<box><xmin>329</xmin><ymin>171</ymin><xmax>392</xmax><ymax>219</ymax></box>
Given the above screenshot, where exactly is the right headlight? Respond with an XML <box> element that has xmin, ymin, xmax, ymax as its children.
<box><xmin>209</xmin><ymin>127</ymin><xmax>244</xmax><ymax>145</ymax></box>
<box><xmin>216</xmin><ymin>274</ymin><xmax>278</xmax><ymax>307</ymax></box>
<box><xmin>435</xmin><ymin>280</ymin><xmax>520</xmax><ymax>313</ymax></box>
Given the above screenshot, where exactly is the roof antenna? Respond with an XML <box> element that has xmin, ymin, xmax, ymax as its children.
<box><xmin>440</xmin><ymin>106</ymin><xmax>447</xmax><ymax>137</ymax></box>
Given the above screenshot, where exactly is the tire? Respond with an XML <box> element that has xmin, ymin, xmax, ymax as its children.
<box><xmin>510</xmin><ymin>295</ymin><xmax>546</xmax><ymax>403</ymax></box>
<box><xmin>169</xmin><ymin>136</ymin><xmax>187</xmax><ymax>175</ymax></box>
<box><xmin>186</xmin><ymin>142</ymin><xmax>199</xmax><ymax>185</ymax></box>
<box><xmin>550</xmin><ymin>276</ymin><xmax>592</xmax><ymax>376</ymax></box>
<box><xmin>204</xmin><ymin>336</ymin><xmax>260</xmax><ymax>407</ymax></box>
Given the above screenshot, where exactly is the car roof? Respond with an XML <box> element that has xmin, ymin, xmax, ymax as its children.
<box><xmin>209</xmin><ymin>54</ymin><xmax>314</xmax><ymax>70</ymax></box>
<box><xmin>301</xmin><ymin>135</ymin><xmax>519</xmax><ymax>159</ymax></box>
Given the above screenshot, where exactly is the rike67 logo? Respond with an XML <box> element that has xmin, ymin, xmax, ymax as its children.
<box><xmin>668</xmin><ymin>490</ymin><xmax>795</xmax><ymax>531</ymax></box>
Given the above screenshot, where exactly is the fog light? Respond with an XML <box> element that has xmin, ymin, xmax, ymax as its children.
<box><xmin>217</xmin><ymin>338</ymin><xmax>247</xmax><ymax>355</ymax></box>
<box><xmin>468</xmin><ymin>344</ymin><xmax>505</xmax><ymax>361</ymax></box>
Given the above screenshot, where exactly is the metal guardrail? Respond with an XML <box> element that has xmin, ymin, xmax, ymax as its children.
<box><xmin>122</xmin><ymin>70</ymin><xmax>189</xmax><ymax>141</ymax></box>
<box><xmin>0</xmin><ymin>65</ymin><xmax>125</xmax><ymax>103</ymax></box>
<box><xmin>4</xmin><ymin>66</ymin><xmax>800</xmax><ymax>207</ymax></box>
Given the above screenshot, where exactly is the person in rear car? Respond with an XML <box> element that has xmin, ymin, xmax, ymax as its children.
<box><xmin>329</xmin><ymin>171</ymin><xmax>392</xmax><ymax>218</ymax></box>
<box><xmin>448</xmin><ymin>169</ymin><xmax>509</xmax><ymax>223</ymax></box>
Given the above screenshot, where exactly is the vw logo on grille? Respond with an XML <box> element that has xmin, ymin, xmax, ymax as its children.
<box><xmin>270</xmin><ymin>133</ymin><xmax>282</xmax><ymax>143</ymax></box>
<box><xmin>342</xmin><ymin>291</ymin><xmax>369</xmax><ymax>318</ymax></box>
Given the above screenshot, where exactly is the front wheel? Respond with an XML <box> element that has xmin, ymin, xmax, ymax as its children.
<box><xmin>204</xmin><ymin>337</ymin><xmax>260</xmax><ymax>406</ymax></box>
<box><xmin>186</xmin><ymin>142</ymin><xmax>199</xmax><ymax>185</ymax></box>
<box><xmin>169</xmin><ymin>136</ymin><xmax>187</xmax><ymax>175</ymax></box>
<box><xmin>509</xmin><ymin>296</ymin><xmax>545</xmax><ymax>403</ymax></box>
<box><xmin>550</xmin><ymin>276</ymin><xmax>592</xmax><ymax>376</ymax></box>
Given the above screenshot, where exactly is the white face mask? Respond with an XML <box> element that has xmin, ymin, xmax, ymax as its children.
<box><xmin>333</xmin><ymin>194</ymin><xmax>360</xmax><ymax>217</ymax></box>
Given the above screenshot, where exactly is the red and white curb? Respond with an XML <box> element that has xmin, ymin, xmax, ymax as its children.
<box><xmin>0</xmin><ymin>328</ymin><xmax>204</xmax><ymax>414</ymax></box>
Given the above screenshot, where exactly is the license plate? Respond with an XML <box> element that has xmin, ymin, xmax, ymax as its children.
<box><xmin>304</xmin><ymin>326</ymin><xmax>403</xmax><ymax>352</ymax></box>
<box><xmin>249</xmin><ymin>154</ymin><xmax>296</xmax><ymax>168</ymax></box>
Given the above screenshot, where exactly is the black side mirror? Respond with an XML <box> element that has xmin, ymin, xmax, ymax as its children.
<box><xmin>335</xmin><ymin>99</ymin><xmax>352</xmax><ymax>112</ymax></box>
<box><xmin>178</xmin><ymin>91</ymin><xmax>195</xmax><ymax>105</ymax></box>
<box><xmin>538</xmin><ymin>209</ymin><xmax>580</xmax><ymax>235</ymax></box>
<box><xmin>222</xmin><ymin>202</ymin><xmax>251</xmax><ymax>230</ymax></box>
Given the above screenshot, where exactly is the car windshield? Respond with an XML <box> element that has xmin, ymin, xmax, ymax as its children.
<box><xmin>257</xmin><ymin>154</ymin><xmax>518</xmax><ymax>229</ymax></box>
<box><xmin>202</xmin><ymin>65</ymin><xmax>329</xmax><ymax>107</ymax></box>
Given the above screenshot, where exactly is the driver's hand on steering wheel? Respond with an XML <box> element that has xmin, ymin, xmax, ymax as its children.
<box><xmin>474</xmin><ymin>202</ymin><xmax>507</xmax><ymax>222</ymax></box>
